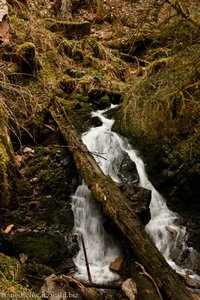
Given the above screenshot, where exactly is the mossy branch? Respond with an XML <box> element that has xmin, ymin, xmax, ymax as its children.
<box><xmin>166</xmin><ymin>0</ymin><xmax>200</xmax><ymax>27</ymax></box>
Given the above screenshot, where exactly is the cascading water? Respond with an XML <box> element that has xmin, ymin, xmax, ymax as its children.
<box><xmin>71</xmin><ymin>105</ymin><xmax>199</xmax><ymax>283</ymax></box>
<box><xmin>111</xmin><ymin>133</ymin><xmax>198</xmax><ymax>278</ymax></box>
<box><xmin>71</xmin><ymin>108</ymin><xmax>122</xmax><ymax>283</ymax></box>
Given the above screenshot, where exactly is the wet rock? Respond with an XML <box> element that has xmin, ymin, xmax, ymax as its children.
<box><xmin>88</xmin><ymin>89</ymin><xmax>122</xmax><ymax>106</ymax></box>
<box><xmin>187</xmin><ymin>228</ymin><xmax>200</xmax><ymax>252</ymax></box>
<box><xmin>118</xmin><ymin>153</ymin><xmax>151</xmax><ymax>224</ymax></box>
<box><xmin>184</xmin><ymin>251</ymin><xmax>200</xmax><ymax>275</ymax></box>
<box><xmin>87</xmin><ymin>116</ymin><xmax>103</xmax><ymax>128</ymax></box>
<box><xmin>165</xmin><ymin>225</ymin><xmax>177</xmax><ymax>235</ymax></box>
<box><xmin>184</xmin><ymin>274</ymin><xmax>200</xmax><ymax>289</ymax></box>
<box><xmin>118</xmin><ymin>154</ymin><xmax>139</xmax><ymax>184</ymax></box>
<box><xmin>109</xmin><ymin>256</ymin><xmax>124</xmax><ymax>274</ymax></box>
<box><xmin>98</xmin><ymin>94</ymin><xmax>111</xmax><ymax>109</ymax></box>
<box><xmin>120</xmin><ymin>184</ymin><xmax>151</xmax><ymax>225</ymax></box>
<box><xmin>122</xmin><ymin>278</ymin><xmax>137</xmax><ymax>300</ymax></box>
<box><xmin>57</xmin><ymin>258</ymin><xmax>76</xmax><ymax>273</ymax></box>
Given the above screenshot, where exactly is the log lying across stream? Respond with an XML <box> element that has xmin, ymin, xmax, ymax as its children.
<box><xmin>49</xmin><ymin>101</ymin><xmax>193</xmax><ymax>300</ymax></box>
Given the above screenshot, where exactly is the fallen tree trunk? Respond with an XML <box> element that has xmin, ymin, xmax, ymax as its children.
<box><xmin>49</xmin><ymin>101</ymin><xmax>193</xmax><ymax>300</ymax></box>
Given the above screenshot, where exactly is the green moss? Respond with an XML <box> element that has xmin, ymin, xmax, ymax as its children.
<box><xmin>24</xmin><ymin>262</ymin><xmax>54</xmax><ymax>277</ymax></box>
<box><xmin>98</xmin><ymin>94</ymin><xmax>111</xmax><ymax>107</ymax></box>
<box><xmin>16</xmin><ymin>42</ymin><xmax>39</xmax><ymax>74</ymax></box>
<box><xmin>70</xmin><ymin>93</ymin><xmax>89</xmax><ymax>102</ymax></box>
<box><xmin>0</xmin><ymin>253</ymin><xmax>21</xmax><ymax>280</ymax></box>
<box><xmin>83</xmin><ymin>55</ymin><xmax>93</xmax><ymax>67</ymax></box>
<box><xmin>17</xmin><ymin>42</ymin><xmax>36</xmax><ymax>57</ymax></box>
<box><xmin>0</xmin><ymin>142</ymin><xmax>9</xmax><ymax>184</ymax></box>
<box><xmin>45</xmin><ymin>19</ymin><xmax>91</xmax><ymax>39</ymax></box>
<box><xmin>59</xmin><ymin>76</ymin><xmax>80</xmax><ymax>93</ymax></box>
<box><xmin>72</xmin><ymin>49</ymin><xmax>84</xmax><ymax>62</ymax></box>
<box><xmin>0</xmin><ymin>253</ymin><xmax>42</xmax><ymax>300</ymax></box>
<box><xmin>15</xmin><ymin>233</ymin><xmax>56</xmax><ymax>264</ymax></box>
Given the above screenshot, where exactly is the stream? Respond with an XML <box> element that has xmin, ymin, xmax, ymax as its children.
<box><xmin>71</xmin><ymin>105</ymin><xmax>199</xmax><ymax>284</ymax></box>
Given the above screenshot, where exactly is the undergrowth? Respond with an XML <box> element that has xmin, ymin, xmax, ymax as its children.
<box><xmin>0</xmin><ymin>253</ymin><xmax>42</xmax><ymax>300</ymax></box>
<box><xmin>117</xmin><ymin>19</ymin><xmax>200</xmax><ymax>159</ymax></box>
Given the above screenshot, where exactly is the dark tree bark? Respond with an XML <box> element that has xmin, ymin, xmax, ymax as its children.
<box><xmin>50</xmin><ymin>101</ymin><xmax>193</xmax><ymax>300</ymax></box>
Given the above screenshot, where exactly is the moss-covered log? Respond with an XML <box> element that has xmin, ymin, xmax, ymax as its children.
<box><xmin>0</xmin><ymin>99</ymin><xmax>16</xmax><ymax>207</ymax></box>
<box><xmin>45</xmin><ymin>19</ymin><xmax>91</xmax><ymax>39</ymax></box>
<box><xmin>49</xmin><ymin>101</ymin><xmax>193</xmax><ymax>300</ymax></box>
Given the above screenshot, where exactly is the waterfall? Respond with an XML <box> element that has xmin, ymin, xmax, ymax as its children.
<box><xmin>71</xmin><ymin>108</ymin><xmax>122</xmax><ymax>283</ymax></box>
<box><xmin>71</xmin><ymin>105</ymin><xmax>199</xmax><ymax>283</ymax></box>
<box><xmin>111</xmin><ymin>133</ymin><xmax>197</xmax><ymax>277</ymax></box>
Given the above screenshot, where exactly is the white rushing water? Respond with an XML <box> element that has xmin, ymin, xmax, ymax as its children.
<box><xmin>71</xmin><ymin>105</ymin><xmax>199</xmax><ymax>283</ymax></box>
<box><xmin>71</xmin><ymin>107</ymin><xmax>122</xmax><ymax>283</ymax></box>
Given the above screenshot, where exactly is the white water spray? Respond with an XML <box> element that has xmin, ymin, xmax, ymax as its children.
<box><xmin>71</xmin><ymin>106</ymin><xmax>199</xmax><ymax>283</ymax></box>
<box><xmin>71</xmin><ymin>107</ymin><xmax>122</xmax><ymax>283</ymax></box>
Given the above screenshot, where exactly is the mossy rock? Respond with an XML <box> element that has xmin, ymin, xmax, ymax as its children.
<box><xmin>0</xmin><ymin>252</ymin><xmax>22</xmax><ymax>281</ymax></box>
<box><xmin>45</xmin><ymin>18</ymin><xmax>91</xmax><ymax>39</ymax></box>
<box><xmin>70</xmin><ymin>93</ymin><xmax>89</xmax><ymax>102</ymax></box>
<box><xmin>98</xmin><ymin>94</ymin><xmax>111</xmax><ymax>108</ymax></box>
<box><xmin>12</xmin><ymin>232</ymin><xmax>66</xmax><ymax>267</ymax></box>
<box><xmin>24</xmin><ymin>262</ymin><xmax>54</xmax><ymax>278</ymax></box>
<box><xmin>59</xmin><ymin>76</ymin><xmax>90</xmax><ymax>94</ymax></box>
<box><xmin>64</xmin><ymin>67</ymin><xmax>86</xmax><ymax>78</ymax></box>
<box><xmin>0</xmin><ymin>253</ymin><xmax>42</xmax><ymax>299</ymax></box>
<box><xmin>16</xmin><ymin>42</ymin><xmax>40</xmax><ymax>74</ymax></box>
<box><xmin>59</xmin><ymin>76</ymin><xmax>81</xmax><ymax>94</ymax></box>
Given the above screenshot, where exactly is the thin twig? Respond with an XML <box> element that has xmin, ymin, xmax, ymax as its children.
<box><xmin>0</xmin><ymin>270</ymin><xmax>8</xmax><ymax>282</ymax></box>
<box><xmin>80</xmin><ymin>234</ymin><xmax>92</xmax><ymax>284</ymax></box>
<box><xmin>51</xmin><ymin>145</ymin><xmax>107</xmax><ymax>160</ymax></box>
<box><xmin>135</xmin><ymin>262</ymin><xmax>163</xmax><ymax>300</ymax></box>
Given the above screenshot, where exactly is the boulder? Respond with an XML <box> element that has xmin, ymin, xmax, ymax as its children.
<box><xmin>109</xmin><ymin>256</ymin><xmax>124</xmax><ymax>274</ymax></box>
<box><xmin>122</xmin><ymin>278</ymin><xmax>137</xmax><ymax>300</ymax></box>
<box><xmin>118</xmin><ymin>154</ymin><xmax>139</xmax><ymax>184</ymax></box>
<box><xmin>118</xmin><ymin>154</ymin><xmax>151</xmax><ymax>224</ymax></box>
<box><xmin>120</xmin><ymin>184</ymin><xmax>151</xmax><ymax>225</ymax></box>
